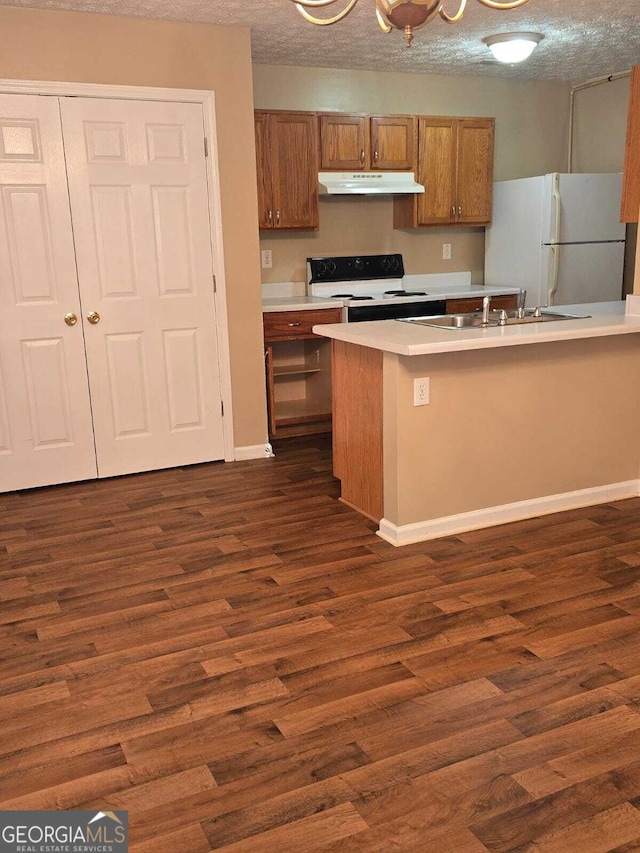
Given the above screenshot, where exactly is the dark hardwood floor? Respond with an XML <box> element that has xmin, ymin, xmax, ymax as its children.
<box><xmin>3</xmin><ymin>435</ymin><xmax>640</xmax><ymax>851</ymax></box>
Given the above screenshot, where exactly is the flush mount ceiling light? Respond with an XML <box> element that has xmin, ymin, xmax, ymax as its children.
<box><xmin>483</xmin><ymin>31</ymin><xmax>542</xmax><ymax>62</ymax></box>
<box><xmin>290</xmin><ymin>0</ymin><xmax>532</xmax><ymax>47</ymax></box>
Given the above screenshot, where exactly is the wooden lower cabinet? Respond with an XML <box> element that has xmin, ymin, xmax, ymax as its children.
<box><xmin>263</xmin><ymin>308</ymin><xmax>342</xmax><ymax>439</ymax></box>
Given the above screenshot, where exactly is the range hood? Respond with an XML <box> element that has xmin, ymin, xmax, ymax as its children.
<box><xmin>318</xmin><ymin>171</ymin><xmax>425</xmax><ymax>196</ymax></box>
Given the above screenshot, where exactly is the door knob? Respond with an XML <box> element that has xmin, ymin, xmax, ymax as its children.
<box><xmin>64</xmin><ymin>312</ymin><xmax>78</xmax><ymax>326</ymax></box>
<box><xmin>87</xmin><ymin>311</ymin><xmax>101</xmax><ymax>325</ymax></box>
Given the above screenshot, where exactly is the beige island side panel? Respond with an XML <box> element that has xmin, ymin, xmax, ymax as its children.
<box><xmin>382</xmin><ymin>336</ymin><xmax>640</xmax><ymax>537</ymax></box>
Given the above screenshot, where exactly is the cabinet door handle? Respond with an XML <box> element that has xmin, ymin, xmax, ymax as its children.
<box><xmin>458</xmin><ymin>205</ymin><xmax>462</xmax><ymax>217</ymax></box>
<box><xmin>360</xmin><ymin>148</ymin><xmax>365</xmax><ymax>165</ymax></box>
<box><xmin>268</xmin><ymin>209</ymin><xmax>273</xmax><ymax>225</ymax></box>
<box><xmin>287</xmin><ymin>322</ymin><xmax>301</xmax><ymax>327</ymax></box>
<box><xmin>452</xmin><ymin>205</ymin><xmax>456</xmax><ymax>219</ymax></box>
<box><xmin>373</xmin><ymin>149</ymin><xmax>378</xmax><ymax>163</ymax></box>
<box><xmin>275</xmin><ymin>209</ymin><xmax>281</xmax><ymax>225</ymax></box>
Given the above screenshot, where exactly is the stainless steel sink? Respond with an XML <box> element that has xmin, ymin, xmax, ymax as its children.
<box><xmin>415</xmin><ymin>314</ymin><xmax>488</xmax><ymax>328</ymax></box>
<box><xmin>398</xmin><ymin>309</ymin><xmax>591</xmax><ymax>330</ymax></box>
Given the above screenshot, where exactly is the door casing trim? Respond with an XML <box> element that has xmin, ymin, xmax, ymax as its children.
<box><xmin>0</xmin><ymin>78</ymin><xmax>235</xmax><ymax>462</ymax></box>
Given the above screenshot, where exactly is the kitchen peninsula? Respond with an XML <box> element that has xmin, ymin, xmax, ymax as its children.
<box><xmin>262</xmin><ymin>266</ymin><xmax>520</xmax><ymax>439</ymax></box>
<box><xmin>315</xmin><ymin>303</ymin><xmax>640</xmax><ymax>545</ymax></box>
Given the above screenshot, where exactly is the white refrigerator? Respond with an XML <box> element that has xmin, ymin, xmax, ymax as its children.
<box><xmin>485</xmin><ymin>173</ymin><xmax>626</xmax><ymax>307</ymax></box>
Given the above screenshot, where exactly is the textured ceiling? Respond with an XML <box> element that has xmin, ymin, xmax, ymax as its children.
<box><xmin>4</xmin><ymin>0</ymin><xmax>640</xmax><ymax>80</ymax></box>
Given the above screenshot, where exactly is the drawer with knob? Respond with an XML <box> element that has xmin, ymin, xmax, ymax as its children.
<box><xmin>263</xmin><ymin>308</ymin><xmax>343</xmax><ymax>341</ymax></box>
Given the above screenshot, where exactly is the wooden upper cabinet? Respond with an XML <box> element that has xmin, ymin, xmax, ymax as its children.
<box><xmin>254</xmin><ymin>113</ymin><xmax>273</xmax><ymax>230</ymax></box>
<box><xmin>254</xmin><ymin>111</ymin><xmax>319</xmax><ymax>231</ymax></box>
<box><xmin>456</xmin><ymin>119</ymin><xmax>494</xmax><ymax>225</ymax></box>
<box><xmin>370</xmin><ymin>116</ymin><xmax>415</xmax><ymax>170</ymax></box>
<box><xmin>621</xmin><ymin>65</ymin><xmax>640</xmax><ymax>223</ymax></box>
<box><xmin>394</xmin><ymin>116</ymin><xmax>494</xmax><ymax>228</ymax></box>
<box><xmin>319</xmin><ymin>114</ymin><xmax>368</xmax><ymax>170</ymax></box>
<box><xmin>416</xmin><ymin>118</ymin><xmax>457</xmax><ymax>226</ymax></box>
<box><xmin>319</xmin><ymin>113</ymin><xmax>415</xmax><ymax>171</ymax></box>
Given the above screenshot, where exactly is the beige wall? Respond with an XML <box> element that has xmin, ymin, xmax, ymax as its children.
<box><xmin>0</xmin><ymin>6</ymin><xmax>267</xmax><ymax>450</ymax></box>
<box><xmin>254</xmin><ymin>64</ymin><xmax>571</xmax><ymax>286</ymax></box>
<box><xmin>571</xmin><ymin>75</ymin><xmax>630</xmax><ymax>173</ymax></box>
<box><xmin>263</xmin><ymin>198</ymin><xmax>486</xmax><ymax>284</ymax></box>
<box><xmin>383</xmin><ymin>337</ymin><xmax>640</xmax><ymax>527</ymax></box>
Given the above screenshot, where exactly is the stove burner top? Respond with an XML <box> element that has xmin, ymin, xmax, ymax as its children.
<box><xmin>332</xmin><ymin>294</ymin><xmax>374</xmax><ymax>300</ymax></box>
<box><xmin>384</xmin><ymin>290</ymin><xmax>428</xmax><ymax>297</ymax></box>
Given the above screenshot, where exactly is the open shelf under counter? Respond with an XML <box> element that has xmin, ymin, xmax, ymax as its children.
<box><xmin>272</xmin><ymin>364</ymin><xmax>322</xmax><ymax>377</ymax></box>
<box><xmin>274</xmin><ymin>398</ymin><xmax>332</xmax><ymax>424</ymax></box>
<box><xmin>263</xmin><ymin>306</ymin><xmax>339</xmax><ymax>439</ymax></box>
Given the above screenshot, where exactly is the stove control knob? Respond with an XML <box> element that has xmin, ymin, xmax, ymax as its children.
<box><xmin>317</xmin><ymin>262</ymin><xmax>327</xmax><ymax>276</ymax></box>
<box><xmin>391</xmin><ymin>257</ymin><xmax>400</xmax><ymax>271</ymax></box>
<box><xmin>381</xmin><ymin>257</ymin><xmax>391</xmax><ymax>271</ymax></box>
<box><xmin>327</xmin><ymin>261</ymin><xmax>337</xmax><ymax>273</ymax></box>
<box><xmin>354</xmin><ymin>258</ymin><xmax>364</xmax><ymax>271</ymax></box>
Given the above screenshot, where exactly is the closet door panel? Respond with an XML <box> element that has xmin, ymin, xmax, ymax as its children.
<box><xmin>60</xmin><ymin>97</ymin><xmax>225</xmax><ymax>478</ymax></box>
<box><xmin>0</xmin><ymin>94</ymin><xmax>97</xmax><ymax>492</ymax></box>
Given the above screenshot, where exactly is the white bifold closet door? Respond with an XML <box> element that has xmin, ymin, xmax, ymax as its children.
<box><xmin>0</xmin><ymin>93</ymin><xmax>225</xmax><ymax>492</ymax></box>
<box><xmin>60</xmin><ymin>97</ymin><xmax>224</xmax><ymax>479</ymax></box>
<box><xmin>0</xmin><ymin>94</ymin><xmax>97</xmax><ymax>491</ymax></box>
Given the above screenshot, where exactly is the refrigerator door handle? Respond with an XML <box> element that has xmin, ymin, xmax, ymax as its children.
<box><xmin>551</xmin><ymin>172</ymin><xmax>561</xmax><ymax>244</ymax></box>
<box><xmin>547</xmin><ymin>244</ymin><xmax>560</xmax><ymax>306</ymax></box>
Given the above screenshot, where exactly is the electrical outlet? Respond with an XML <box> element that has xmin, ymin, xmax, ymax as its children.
<box><xmin>261</xmin><ymin>249</ymin><xmax>273</xmax><ymax>269</ymax></box>
<box><xmin>414</xmin><ymin>377</ymin><xmax>430</xmax><ymax>407</ymax></box>
<box><xmin>442</xmin><ymin>243</ymin><xmax>452</xmax><ymax>260</ymax></box>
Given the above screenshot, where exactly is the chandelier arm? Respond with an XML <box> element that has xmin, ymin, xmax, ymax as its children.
<box><xmin>375</xmin><ymin>5</ymin><xmax>392</xmax><ymax>33</ymax></box>
<box><xmin>288</xmin><ymin>0</ymin><xmax>349</xmax><ymax>8</ymax></box>
<box><xmin>294</xmin><ymin>0</ymin><xmax>359</xmax><ymax>25</ymax></box>
<box><xmin>438</xmin><ymin>0</ymin><xmax>468</xmax><ymax>23</ymax></box>
<box><xmin>476</xmin><ymin>0</ymin><xmax>530</xmax><ymax>8</ymax></box>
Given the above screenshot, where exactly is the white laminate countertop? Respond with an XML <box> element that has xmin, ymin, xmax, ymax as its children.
<box><xmin>312</xmin><ymin>302</ymin><xmax>640</xmax><ymax>356</ymax></box>
<box><xmin>262</xmin><ymin>285</ymin><xmax>520</xmax><ymax>313</ymax></box>
<box><xmin>262</xmin><ymin>296</ymin><xmax>343</xmax><ymax>312</ymax></box>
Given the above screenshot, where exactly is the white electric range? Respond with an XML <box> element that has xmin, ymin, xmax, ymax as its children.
<box><xmin>308</xmin><ymin>253</ymin><xmax>451</xmax><ymax>322</ymax></box>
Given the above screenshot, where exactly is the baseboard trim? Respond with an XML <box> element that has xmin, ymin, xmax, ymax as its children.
<box><xmin>377</xmin><ymin>479</ymin><xmax>640</xmax><ymax>546</ymax></box>
<box><xmin>234</xmin><ymin>444</ymin><xmax>274</xmax><ymax>461</ymax></box>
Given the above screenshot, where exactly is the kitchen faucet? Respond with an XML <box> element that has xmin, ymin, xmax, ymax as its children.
<box><xmin>517</xmin><ymin>289</ymin><xmax>527</xmax><ymax>318</ymax></box>
<box><xmin>481</xmin><ymin>295</ymin><xmax>492</xmax><ymax>326</ymax></box>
